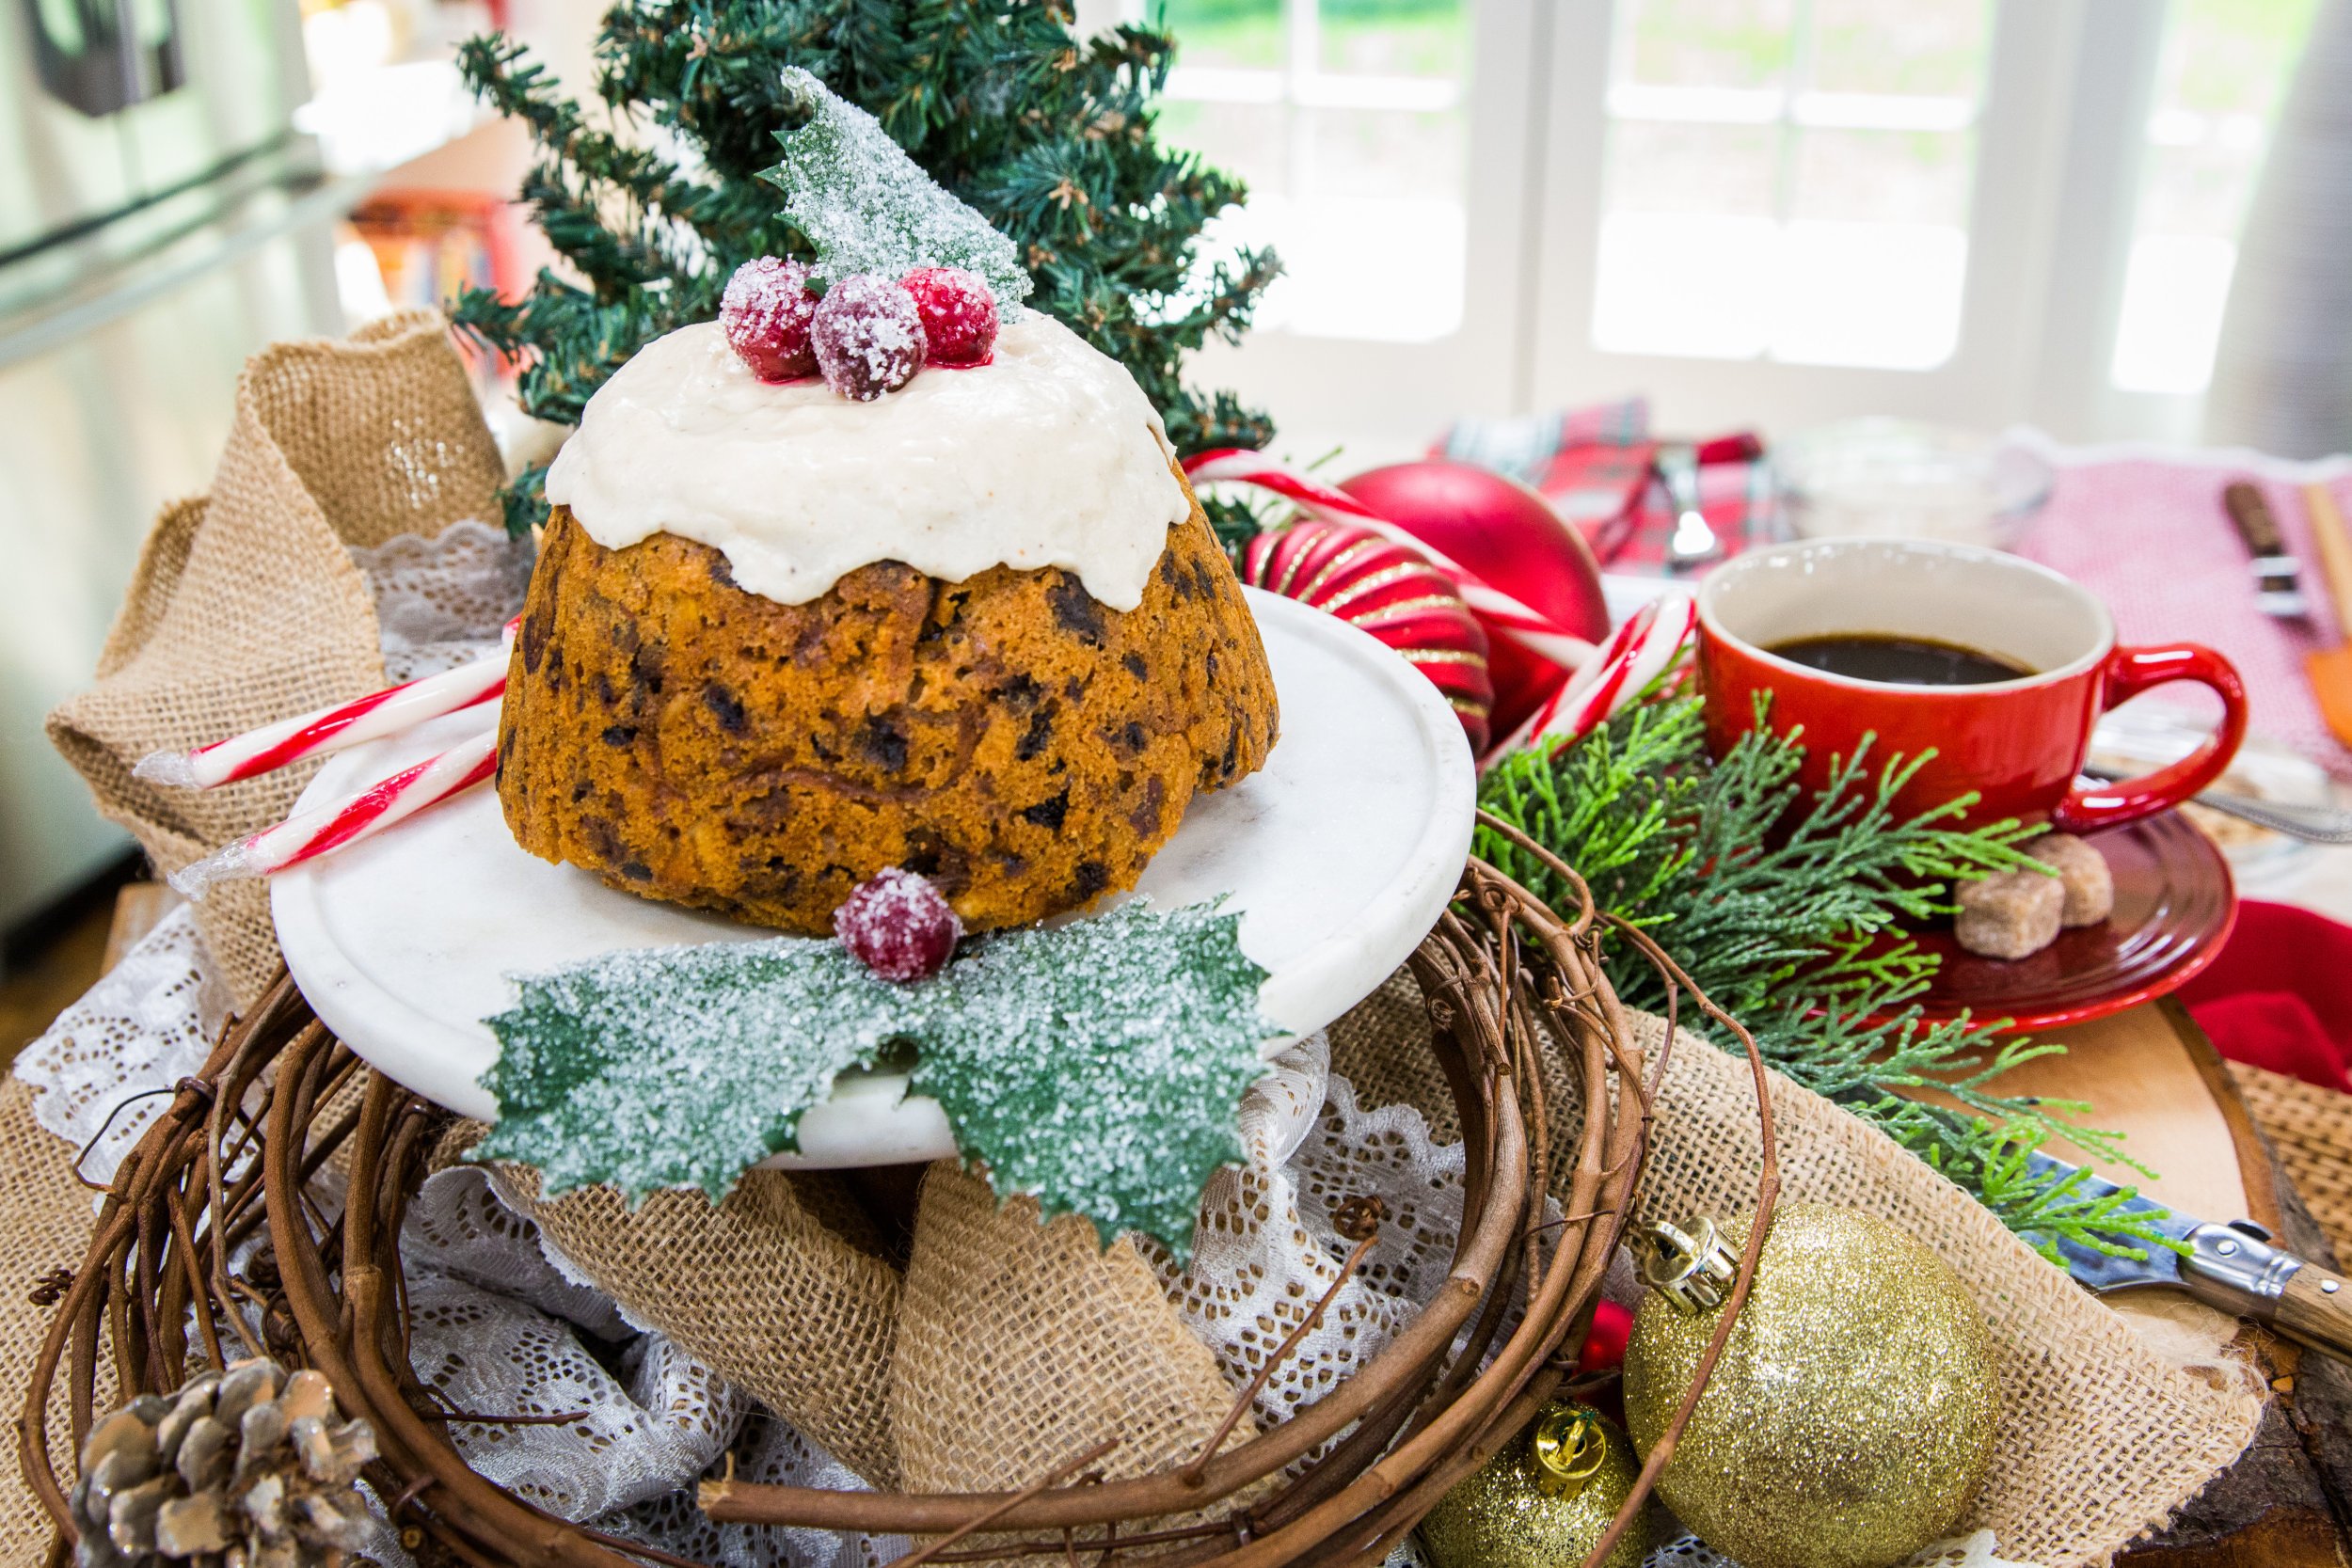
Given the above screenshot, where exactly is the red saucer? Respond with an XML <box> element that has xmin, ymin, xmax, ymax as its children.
<box><xmin>1886</xmin><ymin>812</ymin><xmax>2237</xmax><ymax>1033</ymax></box>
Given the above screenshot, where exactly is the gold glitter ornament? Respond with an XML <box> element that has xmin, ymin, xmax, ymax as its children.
<box><xmin>1621</xmin><ymin>1203</ymin><xmax>1999</xmax><ymax>1568</ymax></box>
<box><xmin>1417</xmin><ymin>1403</ymin><xmax>1647</xmax><ymax>1568</ymax></box>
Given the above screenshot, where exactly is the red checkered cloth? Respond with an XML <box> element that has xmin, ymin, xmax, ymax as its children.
<box><xmin>1436</xmin><ymin>402</ymin><xmax>1774</xmax><ymax>573</ymax></box>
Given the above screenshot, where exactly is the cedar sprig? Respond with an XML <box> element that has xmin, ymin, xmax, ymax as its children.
<box><xmin>451</xmin><ymin>1</ymin><xmax>1279</xmax><ymax>540</ymax></box>
<box><xmin>1476</xmin><ymin>689</ymin><xmax>2173</xmax><ymax>1262</ymax></box>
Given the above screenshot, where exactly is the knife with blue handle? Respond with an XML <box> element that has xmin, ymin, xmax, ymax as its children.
<box><xmin>2030</xmin><ymin>1151</ymin><xmax>2352</xmax><ymax>1363</ymax></box>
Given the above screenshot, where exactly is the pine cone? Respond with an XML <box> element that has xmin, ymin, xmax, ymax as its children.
<box><xmin>70</xmin><ymin>1357</ymin><xmax>380</xmax><ymax>1568</ymax></box>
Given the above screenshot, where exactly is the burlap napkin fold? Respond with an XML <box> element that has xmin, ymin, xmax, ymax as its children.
<box><xmin>890</xmin><ymin>1162</ymin><xmax>1243</xmax><ymax>1493</ymax></box>
<box><xmin>46</xmin><ymin>309</ymin><xmax>505</xmax><ymax>1006</ymax></box>
<box><xmin>493</xmin><ymin>1164</ymin><xmax>906</xmax><ymax>1490</ymax></box>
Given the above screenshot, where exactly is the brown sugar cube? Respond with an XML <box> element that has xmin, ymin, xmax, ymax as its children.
<box><xmin>1954</xmin><ymin>867</ymin><xmax>2064</xmax><ymax>960</ymax></box>
<box><xmin>2025</xmin><ymin>831</ymin><xmax>2115</xmax><ymax>927</ymax></box>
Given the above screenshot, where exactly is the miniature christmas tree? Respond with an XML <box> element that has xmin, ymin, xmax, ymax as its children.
<box><xmin>451</xmin><ymin>2</ymin><xmax>1279</xmax><ymax>544</ymax></box>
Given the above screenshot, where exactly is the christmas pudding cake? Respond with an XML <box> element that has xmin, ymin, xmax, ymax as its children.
<box><xmin>497</xmin><ymin>292</ymin><xmax>1278</xmax><ymax>936</ymax></box>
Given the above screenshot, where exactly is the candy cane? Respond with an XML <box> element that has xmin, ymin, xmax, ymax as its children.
<box><xmin>135</xmin><ymin>624</ymin><xmax>516</xmax><ymax>789</ymax></box>
<box><xmin>1185</xmin><ymin>450</ymin><xmax>1597</xmax><ymax>673</ymax></box>
<box><xmin>1489</xmin><ymin>592</ymin><xmax>1697</xmax><ymax>760</ymax></box>
<box><xmin>167</xmin><ymin>726</ymin><xmax>500</xmax><ymax>899</ymax></box>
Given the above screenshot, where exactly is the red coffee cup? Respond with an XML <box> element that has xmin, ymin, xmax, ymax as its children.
<box><xmin>1695</xmin><ymin>539</ymin><xmax>2247</xmax><ymax>832</ymax></box>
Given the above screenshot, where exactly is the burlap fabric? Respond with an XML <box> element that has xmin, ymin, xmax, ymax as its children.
<box><xmin>45</xmin><ymin>309</ymin><xmax>506</xmax><ymax>1007</ymax></box>
<box><xmin>1334</xmin><ymin>979</ymin><xmax>2265</xmax><ymax>1568</ymax></box>
<box><xmin>494</xmin><ymin>1163</ymin><xmax>906</xmax><ymax>1489</ymax></box>
<box><xmin>0</xmin><ymin>1077</ymin><xmax>118</xmax><ymax>1563</ymax></box>
<box><xmin>890</xmin><ymin>1164</ymin><xmax>1241</xmax><ymax>1494</ymax></box>
<box><xmin>2230</xmin><ymin>1060</ymin><xmax>2352</xmax><ymax>1259</ymax></box>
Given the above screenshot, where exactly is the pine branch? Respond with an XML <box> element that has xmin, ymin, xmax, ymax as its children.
<box><xmin>1475</xmin><ymin>692</ymin><xmax>2176</xmax><ymax>1261</ymax></box>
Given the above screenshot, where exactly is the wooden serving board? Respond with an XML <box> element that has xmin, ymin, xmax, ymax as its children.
<box><xmin>1978</xmin><ymin>1000</ymin><xmax>2352</xmax><ymax>1564</ymax></box>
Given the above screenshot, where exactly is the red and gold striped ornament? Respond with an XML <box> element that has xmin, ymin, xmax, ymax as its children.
<box><xmin>1242</xmin><ymin>520</ymin><xmax>1496</xmax><ymax>752</ymax></box>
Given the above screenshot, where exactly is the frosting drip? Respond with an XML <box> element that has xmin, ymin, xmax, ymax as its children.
<box><xmin>545</xmin><ymin>314</ymin><xmax>1191</xmax><ymax>611</ymax></box>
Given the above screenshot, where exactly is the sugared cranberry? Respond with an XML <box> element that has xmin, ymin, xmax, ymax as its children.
<box><xmin>721</xmin><ymin>256</ymin><xmax>820</xmax><ymax>381</ymax></box>
<box><xmin>835</xmin><ymin>868</ymin><xmax>963</xmax><ymax>982</ymax></box>
<box><xmin>900</xmin><ymin>265</ymin><xmax>998</xmax><ymax>367</ymax></box>
<box><xmin>810</xmin><ymin>274</ymin><xmax>928</xmax><ymax>401</ymax></box>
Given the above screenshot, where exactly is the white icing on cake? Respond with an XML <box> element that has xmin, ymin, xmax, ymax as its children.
<box><xmin>544</xmin><ymin>313</ymin><xmax>1192</xmax><ymax>610</ymax></box>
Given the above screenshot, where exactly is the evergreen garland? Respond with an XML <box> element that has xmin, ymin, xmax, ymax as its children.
<box><xmin>1477</xmin><ymin>691</ymin><xmax>2174</xmax><ymax>1262</ymax></box>
<box><xmin>449</xmin><ymin>1</ymin><xmax>1279</xmax><ymax>539</ymax></box>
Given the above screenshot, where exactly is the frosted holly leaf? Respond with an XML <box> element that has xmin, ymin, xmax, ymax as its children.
<box><xmin>469</xmin><ymin>898</ymin><xmax>1276</xmax><ymax>1257</ymax></box>
<box><xmin>760</xmin><ymin>66</ymin><xmax>1032</xmax><ymax>309</ymax></box>
<box><xmin>474</xmin><ymin>938</ymin><xmax>911</xmax><ymax>1202</ymax></box>
<box><xmin>912</xmin><ymin>900</ymin><xmax>1276</xmax><ymax>1265</ymax></box>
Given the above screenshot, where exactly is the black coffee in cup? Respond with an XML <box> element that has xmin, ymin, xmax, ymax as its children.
<box><xmin>1767</xmin><ymin>633</ymin><xmax>2030</xmax><ymax>687</ymax></box>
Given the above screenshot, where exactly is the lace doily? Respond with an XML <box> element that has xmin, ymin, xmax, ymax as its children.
<box><xmin>348</xmin><ymin>518</ymin><xmax>534</xmax><ymax>682</ymax></box>
<box><xmin>1644</xmin><ymin>1530</ymin><xmax>2038</xmax><ymax>1568</ymax></box>
<box><xmin>14</xmin><ymin>904</ymin><xmax>228</xmax><ymax>1187</ymax></box>
<box><xmin>1151</xmin><ymin>1069</ymin><xmax>1469</xmax><ymax>1432</ymax></box>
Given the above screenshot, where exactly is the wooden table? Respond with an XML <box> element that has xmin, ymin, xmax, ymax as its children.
<box><xmin>1977</xmin><ymin>1000</ymin><xmax>2352</xmax><ymax>1564</ymax></box>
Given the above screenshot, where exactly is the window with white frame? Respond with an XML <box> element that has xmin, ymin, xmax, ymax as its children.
<box><xmin>1150</xmin><ymin>0</ymin><xmax>1471</xmax><ymax>341</ymax></box>
<box><xmin>1128</xmin><ymin>0</ymin><xmax>2328</xmax><ymax>443</ymax></box>
<box><xmin>2108</xmin><ymin>0</ymin><xmax>2321</xmax><ymax>396</ymax></box>
<box><xmin>1591</xmin><ymin>0</ymin><xmax>1993</xmax><ymax>370</ymax></box>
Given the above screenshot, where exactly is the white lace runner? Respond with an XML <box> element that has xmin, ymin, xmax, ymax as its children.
<box><xmin>348</xmin><ymin>518</ymin><xmax>534</xmax><ymax>682</ymax></box>
<box><xmin>15</xmin><ymin>904</ymin><xmax>228</xmax><ymax>1187</ymax></box>
<box><xmin>1151</xmin><ymin>1070</ymin><xmax>1469</xmax><ymax>1433</ymax></box>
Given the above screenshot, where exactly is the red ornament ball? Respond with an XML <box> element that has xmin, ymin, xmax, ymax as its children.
<box><xmin>811</xmin><ymin>274</ymin><xmax>929</xmax><ymax>401</ymax></box>
<box><xmin>835</xmin><ymin>868</ymin><xmax>963</xmax><ymax>982</ymax></box>
<box><xmin>1338</xmin><ymin>461</ymin><xmax>1610</xmax><ymax>739</ymax></box>
<box><xmin>720</xmin><ymin>256</ymin><xmax>819</xmax><ymax>381</ymax></box>
<box><xmin>1242</xmin><ymin>520</ymin><xmax>1494</xmax><ymax>753</ymax></box>
<box><xmin>900</xmin><ymin>265</ymin><xmax>998</xmax><ymax>366</ymax></box>
<box><xmin>1578</xmin><ymin>1298</ymin><xmax>1632</xmax><ymax>1376</ymax></box>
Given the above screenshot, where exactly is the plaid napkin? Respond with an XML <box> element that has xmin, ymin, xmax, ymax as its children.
<box><xmin>1437</xmin><ymin>402</ymin><xmax>1774</xmax><ymax>574</ymax></box>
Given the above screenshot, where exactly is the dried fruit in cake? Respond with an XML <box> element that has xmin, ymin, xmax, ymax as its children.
<box><xmin>498</xmin><ymin>483</ymin><xmax>1276</xmax><ymax>935</ymax></box>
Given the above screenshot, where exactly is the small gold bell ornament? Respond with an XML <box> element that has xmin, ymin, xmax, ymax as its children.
<box><xmin>1417</xmin><ymin>1402</ymin><xmax>1646</xmax><ymax>1568</ymax></box>
<box><xmin>1621</xmin><ymin>1203</ymin><xmax>2000</xmax><ymax>1568</ymax></box>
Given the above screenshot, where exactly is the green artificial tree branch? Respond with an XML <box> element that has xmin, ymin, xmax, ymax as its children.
<box><xmin>453</xmin><ymin>0</ymin><xmax>1281</xmax><ymax>536</ymax></box>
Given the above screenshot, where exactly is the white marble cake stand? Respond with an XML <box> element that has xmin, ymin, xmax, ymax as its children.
<box><xmin>273</xmin><ymin>587</ymin><xmax>1475</xmax><ymax>1168</ymax></box>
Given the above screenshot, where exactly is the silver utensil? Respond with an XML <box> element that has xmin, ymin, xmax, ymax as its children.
<box><xmin>2083</xmin><ymin>765</ymin><xmax>2352</xmax><ymax>844</ymax></box>
<box><xmin>1657</xmin><ymin>442</ymin><xmax>1722</xmax><ymax>570</ymax></box>
<box><xmin>2028</xmin><ymin>1149</ymin><xmax>2352</xmax><ymax>1363</ymax></box>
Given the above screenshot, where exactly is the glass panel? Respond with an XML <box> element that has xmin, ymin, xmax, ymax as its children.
<box><xmin>1616</xmin><ymin>0</ymin><xmax>1797</xmax><ymax>89</ymax></box>
<box><xmin>2109</xmin><ymin>0</ymin><xmax>2321</xmax><ymax>393</ymax></box>
<box><xmin>1771</xmin><ymin>223</ymin><xmax>1966</xmax><ymax>367</ymax></box>
<box><xmin>1161</xmin><ymin>0</ymin><xmax>1285</xmax><ymax>71</ymax></box>
<box><xmin>1805</xmin><ymin>0</ymin><xmax>1990</xmax><ymax>98</ymax></box>
<box><xmin>1787</xmin><ymin>127</ymin><xmax>1974</xmax><ymax>226</ymax></box>
<box><xmin>1593</xmin><ymin>0</ymin><xmax>1988</xmax><ymax>368</ymax></box>
<box><xmin>1602</xmin><ymin>120</ymin><xmax>1780</xmax><ymax>219</ymax></box>
<box><xmin>1320</xmin><ymin>0</ymin><xmax>1469</xmax><ymax>77</ymax></box>
<box><xmin>1155</xmin><ymin>100</ymin><xmax>1288</xmax><ymax>199</ymax></box>
<box><xmin>1156</xmin><ymin>0</ymin><xmax>1471</xmax><ymax>343</ymax></box>
<box><xmin>1594</xmin><ymin>214</ymin><xmax>1775</xmax><ymax>358</ymax></box>
<box><xmin>1309</xmin><ymin>104</ymin><xmax>1463</xmax><ymax>199</ymax></box>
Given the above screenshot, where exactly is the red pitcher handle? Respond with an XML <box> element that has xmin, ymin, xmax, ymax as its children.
<box><xmin>2054</xmin><ymin>643</ymin><xmax>2248</xmax><ymax>833</ymax></box>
